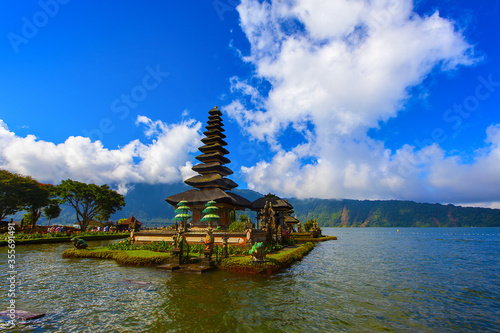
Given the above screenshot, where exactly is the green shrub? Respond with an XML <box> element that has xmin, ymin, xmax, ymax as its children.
<box><xmin>303</xmin><ymin>219</ymin><xmax>314</xmax><ymax>231</ymax></box>
<box><xmin>141</xmin><ymin>241</ymin><xmax>173</xmax><ymax>252</ymax></box>
<box><xmin>107</xmin><ymin>239</ymin><xmax>138</xmax><ymax>251</ymax></box>
<box><xmin>265</xmin><ymin>243</ymin><xmax>282</xmax><ymax>252</ymax></box>
<box><xmin>228</xmin><ymin>221</ymin><xmax>245</xmax><ymax>231</ymax></box>
<box><xmin>227</xmin><ymin>244</ymin><xmax>249</xmax><ymax>255</ymax></box>
<box><xmin>219</xmin><ymin>242</ymin><xmax>316</xmax><ymax>274</ymax></box>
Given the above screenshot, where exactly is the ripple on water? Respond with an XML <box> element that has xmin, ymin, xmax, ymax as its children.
<box><xmin>1</xmin><ymin>228</ymin><xmax>499</xmax><ymax>332</ymax></box>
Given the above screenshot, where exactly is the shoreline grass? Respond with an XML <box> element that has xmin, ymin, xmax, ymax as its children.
<box><xmin>292</xmin><ymin>235</ymin><xmax>337</xmax><ymax>243</ymax></box>
<box><xmin>62</xmin><ymin>248</ymin><xmax>171</xmax><ymax>266</ymax></box>
<box><xmin>62</xmin><ymin>242</ymin><xmax>318</xmax><ymax>274</ymax></box>
<box><xmin>218</xmin><ymin>242</ymin><xmax>316</xmax><ymax>275</ymax></box>
<box><xmin>0</xmin><ymin>233</ymin><xmax>128</xmax><ymax>247</ymax></box>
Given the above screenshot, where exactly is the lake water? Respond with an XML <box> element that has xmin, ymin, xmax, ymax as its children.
<box><xmin>1</xmin><ymin>227</ymin><xmax>499</xmax><ymax>332</ymax></box>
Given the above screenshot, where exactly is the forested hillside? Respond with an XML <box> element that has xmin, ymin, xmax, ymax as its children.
<box><xmin>31</xmin><ymin>183</ymin><xmax>500</xmax><ymax>227</ymax></box>
<box><xmin>287</xmin><ymin>198</ymin><xmax>500</xmax><ymax>227</ymax></box>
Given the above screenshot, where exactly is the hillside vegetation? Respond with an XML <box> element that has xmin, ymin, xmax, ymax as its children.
<box><xmin>288</xmin><ymin>198</ymin><xmax>500</xmax><ymax>227</ymax></box>
<box><xmin>29</xmin><ymin>183</ymin><xmax>500</xmax><ymax>227</ymax></box>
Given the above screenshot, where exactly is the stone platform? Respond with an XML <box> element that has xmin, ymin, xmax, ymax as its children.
<box><xmin>156</xmin><ymin>263</ymin><xmax>217</xmax><ymax>274</ymax></box>
<box><xmin>134</xmin><ymin>229</ymin><xmax>266</xmax><ymax>245</ymax></box>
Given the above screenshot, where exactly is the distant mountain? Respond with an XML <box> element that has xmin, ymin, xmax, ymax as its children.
<box><xmin>287</xmin><ymin>198</ymin><xmax>500</xmax><ymax>227</ymax></box>
<box><xmin>32</xmin><ymin>182</ymin><xmax>190</xmax><ymax>227</ymax></box>
<box><xmin>108</xmin><ymin>184</ymin><xmax>263</xmax><ymax>226</ymax></box>
<box><xmin>32</xmin><ymin>183</ymin><xmax>500</xmax><ymax>227</ymax></box>
<box><xmin>233</xmin><ymin>188</ymin><xmax>264</xmax><ymax>203</ymax></box>
<box><xmin>111</xmin><ymin>182</ymin><xmax>190</xmax><ymax>222</ymax></box>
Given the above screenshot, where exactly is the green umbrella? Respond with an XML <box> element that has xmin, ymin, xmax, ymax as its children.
<box><xmin>174</xmin><ymin>214</ymin><xmax>191</xmax><ymax>220</ymax></box>
<box><xmin>174</xmin><ymin>200</ymin><xmax>191</xmax><ymax>226</ymax></box>
<box><xmin>175</xmin><ymin>206</ymin><xmax>190</xmax><ymax>213</ymax></box>
<box><xmin>201</xmin><ymin>214</ymin><xmax>220</xmax><ymax>222</ymax></box>
<box><xmin>201</xmin><ymin>200</ymin><xmax>219</xmax><ymax>223</ymax></box>
<box><xmin>202</xmin><ymin>206</ymin><xmax>219</xmax><ymax>214</ymax></box>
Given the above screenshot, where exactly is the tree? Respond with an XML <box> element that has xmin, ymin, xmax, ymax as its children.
<box><xmin>54</xmin><ymin>179</ymin><xmax>125</xmax><ymax>231</ymax></box>
<box><xmin>229</xmin><ymin>210</ymin><xmax>236</xmax><ymax>223</ymax></box>
<box><xmin>238</xmin><ymin>213</ymin><xmax>248</xmax><ymax>223</ymax></box>
<box><xmin>21</xmin><ymin>183</ymin><xmax>55</xmax><ymax>228</ymax></box>
<box><xmin>1</xmin><ymin>170</ymin><xmax>62</xmax><ymax>227</ymax></box>
<box><xmin>43</xmin><ymin>203</ymin><xmax>62</xmax><ymax>226</ymax></box>
<box><xmin>0</xmin><ymin>170</ymin><xmax>24</xmax><ymax>220</ymax></box>
<box><xmin>303</xmin><ymin>219</ymin><xmax>314</xmax><ymax>231</ymax></box>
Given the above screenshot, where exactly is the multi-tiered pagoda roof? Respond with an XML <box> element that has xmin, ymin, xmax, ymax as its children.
<box><xmin>166</xmin><ymin>106</ymin><xmax>251</xmax><ymax>209</ymax></box>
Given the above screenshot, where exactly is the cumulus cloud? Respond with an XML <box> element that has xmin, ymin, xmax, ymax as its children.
<box><xmin>241</xmin><ymin>127</ymin><xmax>500</xmax><ymax>204</ymax></box>
<box><xmin>0</xmin><ymin>117</ymin><xmax>201</xmax><ymax>194</ymax></box>
<box><xmin>228</xmin><ymin>0</ymin><xmax>499</xmax><ymax>205</ymax></box>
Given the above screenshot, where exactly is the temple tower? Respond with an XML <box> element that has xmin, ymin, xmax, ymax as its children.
<box><xmin>166</xmin><ymin>106</ymin><xmax>251</xmax><ymax>228</ymax></box>
<box><xmin>184</xmin><ymin>106</ymin><xmax>238</xmax><ymax>192</ymax></box>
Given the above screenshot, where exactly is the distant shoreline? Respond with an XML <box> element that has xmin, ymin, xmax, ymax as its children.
<box><xmin>0</xmin><ymin>233</ymin><xmax>128</xmax><ymax>247</ymax></box>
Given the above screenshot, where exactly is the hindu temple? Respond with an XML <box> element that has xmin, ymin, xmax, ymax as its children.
<box><xmin>165</xmin><ymin>106</ymin><xmax>251</xmax><ymax>228</ymax></box>
<box><xmin>133</xmin><ymin>106</ymin><xmax>313</xmax><ymax>251</ymax></box>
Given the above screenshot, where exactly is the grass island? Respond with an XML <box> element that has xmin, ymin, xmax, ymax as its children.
<box><xmin>62</xmin><ymin>236</ymin><xmax>336</xmax><ymax>275</ymax></box>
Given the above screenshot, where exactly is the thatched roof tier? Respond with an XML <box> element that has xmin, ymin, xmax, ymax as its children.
<box><xmin>166</xmin><ymin>188</ymin><xmax>251</xmax><ymax>209</ymax></box>
<box><xmin>201</xmin><ymin>137</ymin><xmax>227</xmax><ymax>146</ymax></box>
<box><xmin>198</xmin><ymin>144</ymin><xmax>230</xmax><ymax>155</ymax></box>
<box><xmin>165</xmin><ymin>105</ymin><xmax>247</xmax><ymax>219</ymax></box>
<box><xmin>208</xmin><ymin>107</ymin><xmax>222</xmax><ymax>116</ymax></box>
<box><xmin>208</xmin><ymin>114</ymin><xmax>221</xmax><ymax>120</ymax></box>
<box><xmin>195</xmin><ymin>153</ymin><xmax>231</xmax><ymax>164</ymax></box>
<box><xmin>119</xmin><ymin>215</ymin><xmax>142</xmax><ymax>226</ymax></box>
<box><xmin>284</xmin><ymin>215</ymin><xmax>299</xmax><ymax>224</ymax></box>
<box><xmin>191</xmin><ymin>162</ymin><xmax>233</xmax><ymax>176</ymax></box>
<box><xmin>205</xmin><ymin>124</ymin><xmax>224</xmax><ymax>132</ymax></box>
<box><xmin>207</xmin><ymin>119</ymin><xmax>223</xmax><ymax>126</ymax></box>
<box><xmin>184</xmin><ymin>174</ymin><xmax>238</xmax><ymax>190</ymax></box>
<box><xmin>203</xmin><ymin>129</ymin><xmax>226</xmax><ymax>138</ymax></box>
<box><xmin>250</xmin><ymin>194</ymin><xmax>293</xmax><ymax>211</ymax></box>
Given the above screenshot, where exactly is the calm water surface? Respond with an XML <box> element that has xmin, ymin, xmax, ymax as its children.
<box><xmin>1</xmin><ymin>228</ymin><xmax>499</xmax><ymax>332</ymax></box>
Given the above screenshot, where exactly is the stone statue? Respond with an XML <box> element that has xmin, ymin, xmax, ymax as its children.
<box><xmin>261</xmin><ymin>201</ymin><xmax>275</xmax><ymax>243</ymax></box>
<box><xmin>244</xmin><ymin>217</ymin><xmax>253</xmax><ymax>230</ymax></box>
<box><xmin>246</xmin><ymin>228</ymin><xmax>253</xmax><ymax>243</ymax></box>
<box><xmin>172</xmin><ymin>228</ymin><xmax>189</xmax><ymax>265</ymax></box>
<box><xmin>311</xmin><ymin>219</ymin><xmax>322</xmax><ymax>237</ymax></box>
<box><xmin>71</xmin><ymin>237</ymin><xmax>88</xmax><ymax>249</ymax></box>
<box><xmin>249</xmin><ymin>242</ymin><xmax>267</xmax><ymax>261</ymax></box>
<box><xmin>177</xmin><ymin>228</ymin><xmax>187</xmax><ymax>248</ymax></box>
<box><xmin>222</xmin><ymin>233</ymin><xmax>229</xmax><ymax>258</ymax></box>
<box><xmin>203</xmin><ymin>227</ymin><xmax>215</xmax><ymax>251</ymax></box>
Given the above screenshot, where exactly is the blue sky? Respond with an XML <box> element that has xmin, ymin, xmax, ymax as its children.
<box><xmin>1</xmin><ymin>0</ymin><xmax>499</xmax><ymax>208</ymax></box>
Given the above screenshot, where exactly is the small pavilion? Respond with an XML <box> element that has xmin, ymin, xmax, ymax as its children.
<box><xmin>117</xmin><ymin>215</ymin><xmax>142</xmax><ymax>231</ymax></box>
<box><xmin>165</xmin><ymin>106</ymin><xmax>251</xmax><ymax>229</ymax></box>
<box><xmin>284</xmin><ymin>210</ymin><xmax>300</xmax><ymax>232</ymax></box>
<box><xmin>249</xmin><ymin>193</ymin><xmax>294</xmax><ymax>230</ymax></box>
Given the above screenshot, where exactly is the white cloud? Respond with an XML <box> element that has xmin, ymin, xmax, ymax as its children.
<box><xmin>240</xmin><ymin>125</ymin><xmax>500</xmax><ymax>204</ymax></box>
<box><xmin>0</xmin><ymin>117</ymin><xmax>201</xmax><ymax>194</ymax></box>
<box><xmin>232</xmin><ymin>0</ymin><xmax>475</xmax><ymax>139</ymax></box>
<box><xmin>228</xmin><ymin>0</ymin><xmax>499</xmax><ymax>205</ymax></box>
<box><xmin>459</xmin><ymin>202</ymin><xmax>500</xmax><ymax>209</ymax></box>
